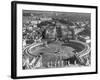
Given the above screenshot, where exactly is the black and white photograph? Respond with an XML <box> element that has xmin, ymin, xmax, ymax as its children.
<box><xmin>11</xmin><ymin>1</ymin><xmax>97</xmax><ymax>79</ymax></box>
<box><xmin>22</xmin><ymin>10</ymin><xmax>91</xmax><ymax>69</ymax></box>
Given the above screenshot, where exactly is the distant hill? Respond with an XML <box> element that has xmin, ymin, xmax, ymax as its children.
<box><xmin>23</xmin><ymin>10</ymin><xmax>91</xmax><ymax>22</ymax></box>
